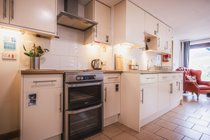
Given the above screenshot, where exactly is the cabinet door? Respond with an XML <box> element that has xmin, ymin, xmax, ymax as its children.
<box><xmin>158</xmin><ymin>82</ymin><xmax>170</xmax><ymax>112</ymax></box>
<box><xmin>10</xmin><ymin>0</ymin><xmax>56</xmax><ymax>34</ymax></box>
<box><xmin>22</xmin><ymin>87</ymin><xmax>62</xmax><ymax>140</ymax></box>
<box><xmin>104</xmin><ymin>83</ymin><xmax>120</xmax><ymax>119</ymax></box>
<box><xmin>126</xmin><ymin>1</ymin><xmax>144</xmax><ymax>45</ymax></box>
<box><xmin>95</xmin><ymin>1</ymin><xmax>111</xmax><ymax>44</ymax></box>
<box><xmin>140</xmin><ymin>83</ymin><xmax>158</xmax><ymax>121</ymax></box>
<box><xmin>145</xmin><ymin>12</ymin><xmax>158</xmax><ymax>36</ymax></box>
<box><xmin>170</xmin><ymin>81</ymin><xmax>181</xmax><ymax>107</ymax></box>
<box><xmin>159</xmin><ymin>22</ymin><xmax>168</xmax><ymax>51</ymax></box>
<box><xmin>0</xmin><ymin>0</ymin><xmax>9</xmax><ymax>23</ymax></box>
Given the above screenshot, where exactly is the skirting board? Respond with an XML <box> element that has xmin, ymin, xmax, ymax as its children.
<box><xmin>104</xmin><ymin>115</ymin><xmax>119</xmax><ymax>127</ymax></box>
<box><xmin>0</xmin><ymin>129</ymin><xmax>20</xmax><ymax>140</ymax></box>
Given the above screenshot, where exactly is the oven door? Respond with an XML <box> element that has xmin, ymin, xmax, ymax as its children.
<box><xmin>65</xmin><ymin>104</ymin><xmax>102</xmax><ymax>140</ymax></box>
<box><xmin>65</xmin><ymin>81</ymin><xmax>103</xmax><ymax>111</ymax></box>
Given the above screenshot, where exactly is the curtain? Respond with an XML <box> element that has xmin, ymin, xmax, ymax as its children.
<box><xmin>183</xmin><ymin>41</ymin><xmax>190</xmax><ymax>68</ymax></box>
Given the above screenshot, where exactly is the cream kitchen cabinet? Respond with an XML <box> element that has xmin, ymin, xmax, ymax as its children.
<box><xmin>0</xmin><ymin>0</ymin><xmax>9</xmax><ymax>23</ymax></box>
<box><xmin>85</xmin><ymin>0</ymin><xmax>111</xmax><ymax>44</ymax></box>
<box><xmin>158</xmin><ymin>22</ymin><xmax>173</xmax><ymax>53</ymax></box>
<box><xmin>120</xmin><ymin>72</ymin><xmax>183</xmax><ymax>132</ymax></box>
<box><xmin>21</xmin><ymin>74</ymin><xmax>63</xmax><ymax>140</ymax></box>
<box><xmin>114</xmin><ymin>0</ymin><xmax>145</xmax><ymax>47</ymax></box>
<box><xmin>170</xmin><ymin>74</ymin><xmax>183</xmax><ymax>108</ymax></box>
<box><xmin>144</xmin><ymin>12</ymin><xmax>159</xmax><ymax>37</ymax></box>
<box><xmin>140</xmin><ymin>74</ymin><xmax>158</xmax><ymax>126</ymax></box>
<box><xmin>158</xmin><ymin>74</ymin><xmax>171</xmax><ymax>113</ymax></box>
<box><xmin>0</xmin><ymin>0</ymin><xmax>57</xmax><ymax>35</ymax></box>
<box><xmin>103</xmin><ymin>74</ymin><xmax>121</xmax><ymax>126</ymax></box>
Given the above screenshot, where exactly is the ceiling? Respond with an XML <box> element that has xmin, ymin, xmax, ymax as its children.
<box><xmin>99</xmin><ymin>0</ymin><xmax>210</xmax><ymax>41</ymax></box>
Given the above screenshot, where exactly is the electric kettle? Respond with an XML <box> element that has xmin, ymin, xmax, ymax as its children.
<box><xmin>91</xmin><ymin>59</ymin><xmax>103</xmax><ymax>70</ymax></box>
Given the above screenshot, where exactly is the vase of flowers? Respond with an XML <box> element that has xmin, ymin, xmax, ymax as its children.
<box><xmin>23</xmin><ymin>44</ymin><xmax>49</xmax><ymax>69</ymax></box>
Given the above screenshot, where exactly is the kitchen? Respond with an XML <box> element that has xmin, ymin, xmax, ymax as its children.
<box><xmin>0</xmin><ymin>0</ymin><xmax>209</xmax><ymax>140</ymax></box>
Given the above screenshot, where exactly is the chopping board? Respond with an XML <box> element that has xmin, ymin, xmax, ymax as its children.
<box><xmin>114</xmin><ymin>54</ymin><xmax>123</xmax><ymax>70</ymax></box>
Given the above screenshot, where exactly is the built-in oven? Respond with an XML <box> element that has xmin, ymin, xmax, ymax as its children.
<box><xmin>64</xmin><ymin>71</ymin><xmax>103</xmax><ymax>140</ymax></box>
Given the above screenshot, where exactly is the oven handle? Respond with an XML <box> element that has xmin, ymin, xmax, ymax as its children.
<box><xmin>66</xmin><ymin>82</ymin><xmax>102</xmax><ymax>87</ymax></box>
<box><xmin>67</xmin><ymin>104</ymin><xmax>102</xmax><ymax>115</ymax></box>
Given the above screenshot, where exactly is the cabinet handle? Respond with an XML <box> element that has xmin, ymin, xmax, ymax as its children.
<box><xmin>59</xmin><ymin>93</ymin><xmax>62</xmax><ymax>112</ymax></box>
<box><xmin>178</xmin><ymin>82</ymin><xmax>181</xmax><ymax>91</ymax></box>
<box><xmin>11</xmin><ymin>0</ymin><xmax>14</xmax><ymax>20</ymax></box>
<box><xmin>3</xmin><ymin>0</ymin><xmax>7</xmax><ymax>18</ymax></box>
<box><xmin>170</xmin><ymin>83</ymin><xmax>173</xmax><ymax>94</ymax></box>
<box><xmin>104</xmin><ymin>87</ymin><xmax>107</xmax><ymax>102</ymax></box>
<box><xmin>141</xmin><ymin>89</ymin><xmax>144</xmax><ymax>104</ymax></box>
<box><xmin>157</xmin><ymin>23</ymin><xmax>159</xmax><ymax>33</ymax></box>
<box><xmin>146</xmin><ymin>77</ymin><xmax>155</xmax><ymax>80</ymax></box>
<box><xmin>106</xmin><ymin>35</ymin><xmax>109</xmax><ymax>43</ymax></box>
<box><xmin>33</xmin><ymin>80</ymin><xmax>57</xmax><ymax>84</ymax></box>
<box><xmin>95</xmin><ymin>25</ymin><xmax>98</xmax><ymax>38</ymax></box>
<box><xmin>108</xmin><ymin>77</ymin><xmax>118</xmax><ymax>79</ymax></box>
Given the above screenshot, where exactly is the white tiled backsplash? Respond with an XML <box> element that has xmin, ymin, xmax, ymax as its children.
<box><xmin>8</xmin><ymin>25</ymin><xmax>162</xmax><ymax>71</ymax></box>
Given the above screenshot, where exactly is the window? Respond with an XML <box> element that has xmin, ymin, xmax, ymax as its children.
<box><xmin>189</xmin><ymin>47</ymin><xmax>210</xmax><ymax>81</ymax></box>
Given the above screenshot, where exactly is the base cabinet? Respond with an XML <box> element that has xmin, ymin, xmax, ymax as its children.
<box><xmin>103</xmin><ymin>74</ymin><xmax>121</xmax><ymax>126</ymax></box>
<box><xmin>120</xmin><ymin>73</ymin><xmax>183</xmax><ymax>131</ymax></box>
<box><xmin>140</xmin><ymin>74</ymin><xmax>158</xmax><ymax>126</ymax></box>
<box><xmin>21</xmin><ymin>74</ymin><xmax>63</xmax><ymax>140</ymax></box>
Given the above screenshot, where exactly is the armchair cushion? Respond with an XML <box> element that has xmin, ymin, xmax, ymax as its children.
<box><xmin>186</xmin><ymin>75</ymin><xmax>196</xmax><ymax>82</ymax></box>
<box><xmin>198</xmin><ymin>85</ymin><xmax>210</xmax><ymax>90</ymax></box>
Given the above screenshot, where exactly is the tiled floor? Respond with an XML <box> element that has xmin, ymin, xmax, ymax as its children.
<box><xmin>86</xmin><ymin>93</ymin><xmax>210</xmax><ymax>140</ymax></box>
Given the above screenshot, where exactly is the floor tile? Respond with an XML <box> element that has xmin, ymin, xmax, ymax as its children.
<box><xmin>162</xmin><ymin>117</ymin><xmax>194</xmax><ymax>128</ymax></box>
<box><xmin>141</xmin><ymin>123</ymin><xmax>162</xmax><ymax>133</ymax></box>
<box><xmin>182</xmin><ymin>136</ymin><xmax>194</xmax><ymax>140</ymax></box>
<box><xmin>103</xmin><ymin>124</ymin><xmax>122</xmax><ymax>137</ymax></box>
<box><xmin>154</xmin><ymin>119</ymin><xmax>178</xmax><ymax>130</ymax></box>
<box><xmin>135</xmin><ymin>130</ymin><xmax>163</xmax><ymax>140</ymax></box>
<box><xmin>186</xmin><ymin>117</ymin><xmax>209</xmax><ymax>126</ymax></box>
<box><xmin>87</xmin><ymin>133</ymin><xmax>110</xmax><ymax>140</ymax></box>
<box><xmin>175</xmin><ymin>126</ymin><xmax>202</xmax><ymax>140</ymax></box>
<box><xmin>155</xmin><ymin>128</ymin><xmax>184</xmax><ymax>140</ymax></box>
<box><xmin>200</xmin><ymin>134</ymin><xmax>210</xmax><ymax>140</ymax></box>
<box><xmin>113</xmin><ymin>123</ymin><xmax>139</xmax><ymax>136</ymax></box>
<box><xmin>192</xmin><ymin>124</ymin><xmax>210</xmax><ymax>135</ymax></box>
<box><xmin>111</xmin><ymin>132</ymin><xmax>138</xmax><ymax>140</ymax></box>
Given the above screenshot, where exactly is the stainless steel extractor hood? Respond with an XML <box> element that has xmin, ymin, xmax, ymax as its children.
<box><xmin>57</xmin><ymin>0</ymin><xmax>98</xmax><ymax>31</ymax></box>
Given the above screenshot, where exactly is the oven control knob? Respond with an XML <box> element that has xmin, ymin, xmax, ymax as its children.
<box><xmin>76</xmin><ymin>76</ymin><xmax>81</xmax><ymax>80</ymax></box>
<box><xmin>80</xmin><ymin>76</ymin><xmax>84</xmax><ymax>80</ymax></box>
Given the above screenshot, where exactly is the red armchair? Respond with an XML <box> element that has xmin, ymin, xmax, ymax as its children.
<box><xmin>176</xmin><ymin>67</ymin><xmax>210</xmax><ymax>100</ymax></box>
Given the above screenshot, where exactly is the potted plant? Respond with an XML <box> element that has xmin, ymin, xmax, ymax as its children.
<box><xmin>23</xmin><ymin>44</ymin><xmax>49</xmax><ymax>69</ymax></box>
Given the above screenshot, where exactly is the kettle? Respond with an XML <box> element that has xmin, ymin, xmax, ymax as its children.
<box><xmin>91</xmin><ymin>59</ymin><xmax>103</xmax><ymax>70</ymax></box>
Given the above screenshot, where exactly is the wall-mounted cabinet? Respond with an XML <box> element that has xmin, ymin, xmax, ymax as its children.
<box><xmin>0</xmin><ymin>0</ymin><xmax>57</xmax><ymax>36</ymax></box>
<box><xmin>144</xmin><ymin>13</ymin><xmax>159</xmax><ymax>37</ymax></box>
<box><xmin>85</xmin><ymin>0</ymin><xmax>111</xmax><ymax>45</ymax></box>
<box><xmin>159</xmin><ymin>22</ymin><xmax>173</xmax><ymax>53</ymax></box>
<box><xmin>114</xmin><ymin>0</ymin><xmax>145</xmax><ymax>48</ymax></box>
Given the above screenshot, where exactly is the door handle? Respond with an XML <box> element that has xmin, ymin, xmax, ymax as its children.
<box><xmin>33</xmin><ymin>80</ymin><xmax>57</xmax><ymax>84</ymax></box>
<box><xmin>170</xmin><ymin>83</ymin><xmax>173</xmax><ymax>94</ymax></box>
<box><xmin>67</xmin><ymin>104</ymin><xmax>102</xmax><ymax>114</ymax></box>
<box><xmin>141</xmin><ymin>89</ymin><xmax>144</xmax><ymax>104</ymax></box>
<box><xmin>3</xmin><ymin>0</ymin><xmax>7</xmax><ymax>18</ymax></box>
<box><xmin>59</xmin><ymin>93</ymin><xmax>62</xmax><ymax>112</ymax></box>
<box><xmin>10</xmin><ymin>0</ymin><xmax>14</xmax><ymax>20</ymax></box>
<box><xmin>104</xmin><ymin>87</ymin><xmax>107</xmax><ymax>102</ymax></box>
